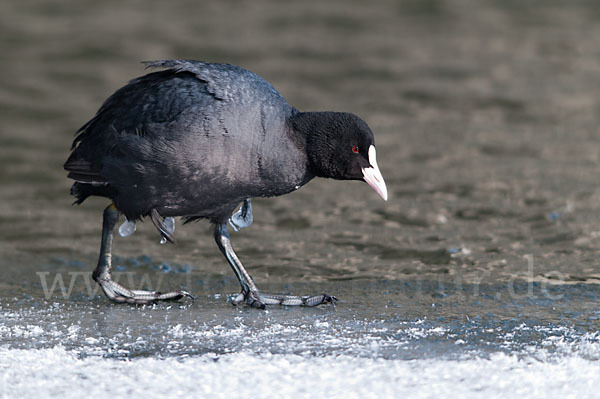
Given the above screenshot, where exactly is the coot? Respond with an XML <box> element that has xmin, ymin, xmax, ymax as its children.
<box><xmin>64</xmin><ymin>60</ymin><xmax>387</xmax><ymax>308</ymax></box>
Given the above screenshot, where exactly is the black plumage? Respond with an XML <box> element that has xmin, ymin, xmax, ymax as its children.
<box><xmin>64</xmin><ymin>60</ymin><xmax>387</xmax><ymax>308</ymax></box>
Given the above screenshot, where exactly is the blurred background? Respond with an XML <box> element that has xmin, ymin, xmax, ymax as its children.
<box><xmin>2</xmin><ymin>0</ymin><xmax>600</xmax><ymax>291</ymax></box>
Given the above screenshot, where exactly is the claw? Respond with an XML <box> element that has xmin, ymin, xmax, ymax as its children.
<box><xmin>302</xmin><ymin>294</ymin><xmax>337</xmax><ymax>308</ymax></box>
<box><xmin>180</xmin><ymin>290</ymin><xmax>195</xmax><ymax>300</ymax></box>
<box><xmin>247</xmin><ymin>292</ymin><xmax>266</xmax><ymax>309</ymax></box>
<box><xmin>323</xmin><ymin>295</ymin><xmax>338</xmax><ymax>310</ymax></box>
<box><xmin>156</xmin><ymin>290</ymin><xmax>195</xmax><ymax>301</ymax></box>
<box><xmin>231</xmin><ymin>284</ymin><xmax>265</xmax><ymax>309</ymax></box>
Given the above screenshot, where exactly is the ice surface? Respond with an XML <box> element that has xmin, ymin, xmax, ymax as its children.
<box><xmin>2</xmin><ymin>286</ymin><xmax>600</xmax><ymax>399</ymax></box>
<box><xmin>157</xmin><ymin>217</ymin><xmax>175</xmax><ymax>244</ymax></box>
<box><xmin>1</xmin><ymin>346</ymin><xmax>599</xmax><ymax>399</ymax></box>
<box><xmin>118</xmin><ymin>219</ymin><xmax>136</xmax><ymax>237</ymax></box>
<box><xmin>163</xmin><ymin>217</ymin><xmax>175</xmax><ymax>234</ymax></box>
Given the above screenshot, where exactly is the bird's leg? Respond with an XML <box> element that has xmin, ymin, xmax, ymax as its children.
<box><xmin>214</xmin><ymin>223</ymin><xmax>337</xmax><ymax>309</ymax></box>
<box><xmin>214</xmin><ymin>223</ymin><xmax>263</xmax><ymax>308</ymax></box>
<box><xmin>92</xmin><ymin>204</ymin><xmax>193</xmax><ymax>304</ymax></box>
<box><xmin>229</xmin><ymin>199</ymin><xmax>253</xmax><ymax>232</ymax></box>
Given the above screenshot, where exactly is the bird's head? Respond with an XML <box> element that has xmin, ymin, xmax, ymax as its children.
<box><xmin>292</xmin><ymin>111</ymin><xmax>388</xmax><ymax>201</ymax></box>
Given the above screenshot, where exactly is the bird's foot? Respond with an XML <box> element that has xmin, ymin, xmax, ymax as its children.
<box><xmin>261</xmin><ymin>293</ymin><xmax>337</xmax><ymax>308</ymax></box>
<box><xmin>229</xmin><ymin>200</ymin><xmax>253</xmax><ymax>232</ymax></box>
<box><xmin>232</xmin><ymin>284</ymin><xmax>266</xmax><ymax>309</ymax></box>
<box><xmin>231</xmin><ymin>285</ymin><xmax>337</xmax><ymax>309</ymax></box>
<box><xmin>95</xmin><ymin>276</ymin><xmax>193</xmax><ymax>305</ymax></box>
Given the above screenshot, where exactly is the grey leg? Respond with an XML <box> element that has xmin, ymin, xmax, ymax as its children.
<box><xmin>214</xmin><ymin>223</ymin><xmax>336</xmax><ymax>309</ymax></box>
<box><xmin>229</xmin><ymin>199</ymin><xmax>253</xmax><ymax>232</ymax></box>
<box><xmin>92</xmin><ymin>204</ymin><xmax>193</xmax><ymax>304</ymax></box>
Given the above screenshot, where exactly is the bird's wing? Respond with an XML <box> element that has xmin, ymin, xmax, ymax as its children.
<box><xmin>66</xmin><ymin>61</ymin><xmax>287</xmax><ymax>181</ymax></box>
<box><xmin>143</xmin><ymin>60</ymin><xmax>236</xmax><ymax>101</ymax></box>
<box><xmin>64</xmin><ymin>68</ymin><xmax>218</xmax><ymax>182</ymax></box>
<box><xmin>143</xmin><ymin>60</ymin><xmax>284</xmax><ymax>104</ymax></box>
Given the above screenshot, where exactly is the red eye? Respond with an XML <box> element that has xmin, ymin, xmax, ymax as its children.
<box><xmin>352</xmin><ymin>146</ymin><xmax>359</xmax><ymax>154</ymax></box>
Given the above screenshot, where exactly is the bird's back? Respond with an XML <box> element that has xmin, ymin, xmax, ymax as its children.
<box><xmin>65</xmin><ymin>61</ymin><xmax>311</xmax><ymax>222</ymax></box>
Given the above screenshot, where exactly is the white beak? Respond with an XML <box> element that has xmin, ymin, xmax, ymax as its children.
<box><xmin>361</xmin><ymin>145</ymin><xmax>388</xmax><ymax>201</ymax></box>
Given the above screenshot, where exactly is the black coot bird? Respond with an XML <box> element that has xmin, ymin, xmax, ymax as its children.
<box><xmin>64</xmin><ymin>60</ymin><xmax>387</xmax><ymax>308</ymax></box>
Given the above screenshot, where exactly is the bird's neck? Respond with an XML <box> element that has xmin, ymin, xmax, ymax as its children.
<box><xmin>289</xmin><ymin>111</ymin><xmax>340</xmax><ymax>179</ymax></box>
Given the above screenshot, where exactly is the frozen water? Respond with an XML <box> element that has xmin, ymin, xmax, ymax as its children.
<box><xmin>1</xmin><ymin>281</ymin><xmax>599</xmax><ymax>398</ymax></box>
<box><xmin>118</xmin><ymin>219</ymin><xmax>136</xmax><ymax>237</ymax></box>
<box><xmin>163</xmin><ymin>217</ymin><xmax>175</xmax><ymax>235</ymax></box>
<box><xmin>2</xmin><ymin>346</ymin><xmax>600</xmax><ymax>399</ymax></box>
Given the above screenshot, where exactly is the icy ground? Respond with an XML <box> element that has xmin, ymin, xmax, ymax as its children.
<box><xmin>2</xmin><ymin>346</ymin><xmax>600</xmax><ymax>398</ymax></box>
<box><xmin>1</xmin><ymin>281</ymin><xmax>599</xmax><ymax>398</ymax></box>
